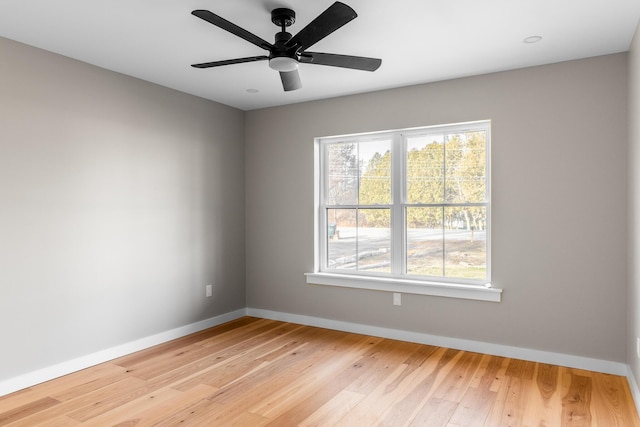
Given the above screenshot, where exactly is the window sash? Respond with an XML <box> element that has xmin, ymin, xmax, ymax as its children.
<box><xmin>318</xmin><ymin>121</ymin><xmax>490</xmax><ymax>286</ymax></box>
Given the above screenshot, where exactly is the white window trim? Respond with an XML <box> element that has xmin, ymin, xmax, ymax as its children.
<box><xmin>309</xmin><ymin>120</ymin><xmax>501</xmax><ymax>303</ymax></box>
<box><xmin>305</xmin><ymin>272</ymin><xmax>501</xmax><ymax>302</ymax></box>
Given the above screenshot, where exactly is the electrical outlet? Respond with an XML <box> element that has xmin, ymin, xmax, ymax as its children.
<box><xmin>206</xmin><ymin>285</ymin><xmax>212</xmax><ymax>297</ymax></box>
<box><xmin>393</xmin><ymin>292</ymin><xmax>401</xmax><ymax>306</ymax></box>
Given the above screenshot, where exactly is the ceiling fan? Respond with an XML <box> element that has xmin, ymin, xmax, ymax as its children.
<box><xmin>191</xmin><ymin>2</ymin><xmax>382</xmax><ymax>92</ymax></box>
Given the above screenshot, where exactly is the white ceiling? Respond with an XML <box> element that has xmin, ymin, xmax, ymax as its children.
<box><xmin>1</xmin><ymin>0</ymin><xmax>639</xmax><ymax>111</ymax></box>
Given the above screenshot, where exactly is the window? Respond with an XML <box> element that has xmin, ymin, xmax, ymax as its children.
<box><xmin>308</xmin><ymin>121</ymin><xmax>500</xmax><ymax>302</ymax></box>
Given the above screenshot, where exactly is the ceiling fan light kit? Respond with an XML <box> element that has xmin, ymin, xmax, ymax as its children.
<box><xmin>268</xmin><ymin>57</ymin><xmax>298</xmax><ymax>72</ymax></box>
<box><xmin>191</xmin><ymin>2</ymin><xmax>382</xmax><ymax>92</ymax></box>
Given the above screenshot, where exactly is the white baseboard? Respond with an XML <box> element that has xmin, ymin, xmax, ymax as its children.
<box><xmin>246</xmin><ymin>308</ymin><xmax>629</xmax><ymax>377</ymax></box>
<box><xmin>0</xmin><ymin>309</ymin><xmax>247</xmax><ymax>397</ymax></box>
<box><xmin>627</xmin><ymin>366</ymin><xmax>640</xmax><ymax>416</ymax></box>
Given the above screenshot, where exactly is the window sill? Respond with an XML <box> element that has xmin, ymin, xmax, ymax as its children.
<box><xmin>305</xmin><ymin>273</ymin><xmax>502</xmax><ymax>302</ymax></box>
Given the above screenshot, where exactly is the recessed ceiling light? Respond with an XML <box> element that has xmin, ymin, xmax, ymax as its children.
<box><xmin>523</xmin><ymin>36</ymin><xmax>542</xmax><ymax>44</ymax></box>
<box><xmin>246</xmin><ymin>88</ymin><xmax>259</xmax><ymax>93</ymax></box>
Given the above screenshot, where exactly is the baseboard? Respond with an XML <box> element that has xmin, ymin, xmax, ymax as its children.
<box><xmin>246</xmin><ymin>307</ymin><xmax>629</xmax><ymax>377</ymax></box>
<box><xmin>0</xmin><ymin>308</ymin><xmax>247</xmax><ymax>397</ymax></box>
<box><xmin>627</xmin><ymin>366</ymin><xmax>640</xmax><ymax>416</ymax></box>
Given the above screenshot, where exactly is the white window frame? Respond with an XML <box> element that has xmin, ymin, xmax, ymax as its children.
<box><xmin>306</xmin><ymin>120</ymin><xmax>501</xmax><ymax>302</ymax></box>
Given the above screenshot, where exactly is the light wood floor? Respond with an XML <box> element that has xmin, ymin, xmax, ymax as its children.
<box><xmin>1</xmin><ymin>317</ymin><xmax>639</xmax><ymax>426</ymax></box>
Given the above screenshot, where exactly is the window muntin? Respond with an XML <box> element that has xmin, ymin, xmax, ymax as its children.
<box><xmin>319</xmin><ymin>121</ymin><xmax>490</xmax><ymax>286</ymax></box>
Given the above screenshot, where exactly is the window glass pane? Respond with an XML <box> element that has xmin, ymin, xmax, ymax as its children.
<box><xmin>326</xmin><ymin>143</ymin><xmax>358</xmax><ymax>205</ymax></box>
<box><xmin>406</xmin><ymin>207</ymin><xmax>444</xmax><ymax>276</ymax></box>
<box><xmin>407</xmin><ymin>135</ymin><xmax>445</xmax><ymax>204</ymax></box>
<box><xmin>357</xmin><ymin>209</ymin><xmax>391</xmax><ymax>273</ymax></box>
<box><xmin>321</xmin><ymin>121</ymin><xmax>489</xmax><ymax>284</ymax></box>
<box><xmin>444</xmin><ymin>206</ymin><xmax>487</xmax><ymax>279</ymax></box>
<box><xmin>445</xmin><ymin>131</ymin><xmax>487</xmax><ymax>203</ymax></box>
<box><xmin>327</xmin><ymin>209</ymin><xmax>356</xmax><ymax>269</ymax></box>
<box><xmin>359</xmin><ymin>140</ymin><xmax>392</xmax><ymax>205</ymax></box>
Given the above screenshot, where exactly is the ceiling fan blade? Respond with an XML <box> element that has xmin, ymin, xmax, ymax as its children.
<box><xmin>192</xmin><ymin>10</ymin><xmax>274</xmax><ymax>51</ymax></box>
<box><xmin>280</xmin><ymin>70</ymin><xmax>302</xmax><ymax>91</ymax></box>
<box><xmin>191</xmin><ymin>56</ymin><xmax>269</xmax><ymax>68</ymax></box>
<box><xmin>300</xmin><ymin>52</ymin><xmax>381</xmax><ymax>71</ymax></box>
<box><xmin>285</xmin><ymin>2</ymin><xmax>357</xmax><ymax>52</ymax></box>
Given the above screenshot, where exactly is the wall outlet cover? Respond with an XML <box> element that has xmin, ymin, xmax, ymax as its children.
<box><xmin>393</xmin><ymin>293</ymin><xmax>401</xmax><ymax>306</ymax></box>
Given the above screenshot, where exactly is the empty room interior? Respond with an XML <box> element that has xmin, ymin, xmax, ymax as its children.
<box><xmin>3</xmin><ymin>0</ymin><xmax>640</xmax><ymax>425</ymax></box>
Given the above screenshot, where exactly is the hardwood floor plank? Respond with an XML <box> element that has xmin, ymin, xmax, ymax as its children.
<box><xmin>1</xmin><ymin>317</ymin><xmax>638</xmax><ymax>426</ymax></box>
<box><xmin>146</xmin><ymin>399</ymin><xmax>226</xmax><ymax>426</ymax></box>
<box><xmin>377</xmin><ymin>347</ymin><xmax>461</xmax><ymax>426</ymax></box>
<box><xmin>199</xmin><ymin>330</ymin><xmax>358</xmax><ymax>409</ymax></box>
<box><xmin>449</xmin><ymin>387</ymin><xmax>496</xmax><ymax>427</ymax></box>
<box><xmin>206</xmin><ymin>365</ymin><xmax>302</xmax><ymax>411</ymax></box>
<box><xmin>5</xmin><ymin>377</ymin><xmax>147</xmax><ymax>427</ymax></box>
<box><xmin>121</xmin><ymin>319</ymin><xmax>285</xmax><ymax>381</ymax></box>
<box><xmin>521</xmin><ymin>363</ymin><xmax>562</xmax><ymax>426</ymax></box>
<box><xmin>170</xmin><ymin>323</ymin><xmax>306</xmax><ymax>391</ymax></box>
<box><xmin>483</xmin><ymin>364</ymin><xmax>510</xmax><ymax>426</ymax></box>
<box><xmin>561</xmin><ymin>369</ymin><xmax>593</xmax><ymax>426</ymax></box>
<box><xmin>251</xmin><ymin>335</ymin><xmax>376</xmax><ymax>420</ymax></box>
<box><xmin>335</xmin><ymin>345</ymin><xmax>456</xmax><ymax>426</ymax></box>
<box><xmin>505</xmin><ymin>357</ymin><xmax>536</xmax><ymax>381</ymax></box>
<box><xmin>537</xmin><ymin>362</ymin><xmax>560</xmax><ymax>401</ymax></box>
<box><xmin>33</xmin><ymin>415</ymin><xmax>81</xmax><ymax>426</ymax></box>
<box><xmin>0</xmin><ymin>397</ymin><xmax>60</xmax><ymax>426</ymax></box>
<box><xmin>432</xmin><ymin>351</ymin><xmax>484</xmax><ymax>403</ymax></box>
<box><xmin>346</xmin><ymin>339</ymin><xmax>429</xmax><ymax>395</ymax></box>
<box><xmin>206</xmin><ymin>331</ymin><xmax>367</xmax><ymax>422</ymax></box>
<box><xmin>334</xmin><ymin>362</ymin><xmax>414</xmax><ymax>426</ymax></box>
<box><xmin>48</xmin><ymin>367</ymin><xmax>133</xmax><ymax>402</ymax></box>
<box><xmin>78</xmin><ymin>387</ymin><xmax>182</xmax><ymax>426</ymax></box>
<box><xmin>114</xmin><ymin>384</ymin><xmax>216</xmax><ymax>427</ymax></box>
<box><xmin>65</xmin><ymin>376</ymin><xmax>166</xmax><ymax>422</ymax></box>
<box><xmin>2</xmin><ymin>363</ymin><xmax>127</xmax><ymax>407</ymax></box>
<box><xmin>499</xmin><ymin>375</ymin><xmax>531</xmax><ymax>425</ymax></box>
<box><xmin>196</xmin><ymin>317</ymin><xmax>275</xmax><ymax>349</ymax></box>
<box><xmin>382</xmin><ymin>343</ymin><xmax>440</xmax><ymax>396</ymax></box>
<box><xmin>489</xmin><ymin>356</ymin><xmax>511</xmax><ymax>393</ymax></box>
<box><xmin>448</xmin><ymin>355</ymin><xmax>504</xmax><ymax>427</ymax></box>
<box><xmin>298</xmin><ymin>390</ymin><xmax>366</xmax><ymax>427</ymax></box>
<box><xmin>261</xmin><ymin>338</ymin><xmax>384</xmax><ymax>425</ymax></box>
<box><xmin>0</xmin><ymin>389</ymin><xmax>43</xmax><ymax>415</ymax></box>
<box><xmin>109</xmin><ymin>316</ymin><xmax>260</xmax><ymax>368</ymax></box>
<box><xmin>409</xmin><ymin>397</ymin><xmax>459</xmax><ymax>427</ymax></box>
<box><xmin>590</xmin><ymin>372</ymin><xmax>640</xmax><ymax>426</ymax></box>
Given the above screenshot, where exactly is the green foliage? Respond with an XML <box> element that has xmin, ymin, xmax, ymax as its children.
<box><xmin>358</xmin><ymin>131</ymin><xmax>487</xmax><ymax>230</ymax></box>
<box><xmin>358</xmin><ymin>150</ymin><xmax>391</xmax><ymax>226</ymax></box>
<box><xmin>359</xmin><ymin>151</ymin><xmax>391</xmax><ymax>204</ymax></box>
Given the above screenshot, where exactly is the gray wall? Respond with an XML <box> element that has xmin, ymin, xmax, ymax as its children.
<box><xmin>0</xmin><ymin>37</ymin><xmax>246</xmax><ymax>381</ymax></box>
<box><xmin>629</xmin><ymin>21</ymin><xmax>640</xmax><ymax>386</ymax></box>
<box><xmin>246</xmin><ymin>54</ymin><xmax>629</xmax><ymax>362</ymax></box>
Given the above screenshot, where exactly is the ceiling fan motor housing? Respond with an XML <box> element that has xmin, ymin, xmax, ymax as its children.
<box><xmin>268</xmin><ymin>35</ymin><xmax>299</xmax><ymax>71</ymax></box>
